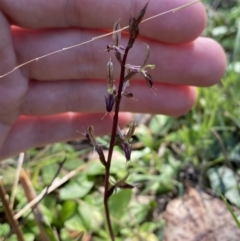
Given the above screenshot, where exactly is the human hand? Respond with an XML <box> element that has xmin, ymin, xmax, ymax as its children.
<box><xmin>0</xmin><ymin>0</ymin><xmax>226</xmax><ymax>160</ymax></box>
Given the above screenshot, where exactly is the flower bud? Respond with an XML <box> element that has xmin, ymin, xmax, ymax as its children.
<box><xmin>128</xmin><ymin>17</ymin><xmax>139</xmax><ymax>48</ymax></box>
<box><xmin>122</xmin><ymin>143</ymin><xmax>132</xmax><ymax>161</ymax></box>
<box><xmin>96</xmin><ymin>145</ymin><xmax>106</xmax><ymax>167</ymax></box>
<box><xmin>105</xmin><ymin>93</ymin><xmax>115</xmax><ymax>112</ymax></box>
<box><xmin>106</xmin><ymin>59</ymin><xmax>114</xmax><ymax>94</ymax></box>
<box><xmin>136</xmin><ymin>2</ymin><xmax>149</xmax><ymax>24</ymax></box>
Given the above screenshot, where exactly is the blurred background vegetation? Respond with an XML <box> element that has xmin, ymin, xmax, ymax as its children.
<box><xmin>0</xmin><ymin>0</ymin><xmax>240</xmax><ymax>240</ymax></box>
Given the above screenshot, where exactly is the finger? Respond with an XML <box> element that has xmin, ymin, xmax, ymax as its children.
<box><xmin>2</xmin><ymin>0</ymin><xmax>206</xmax><ymax>43</ymax></box>
<box><xmin>0</xmin><ymin>112</ymin><xmax>131</xmax><ymax>161</ymax></box>
<box><xmin>0</xmin><ymin>13</ymin><xmax>29</xmax><ymax>156</ymax></box>
<box><xmin>14</xmin><ymin>27</ymin><xmax>226</xmax><ymax>87</ymax></box>
<box><xmin>21</xmin><ymin>79</ymin><xmax>197</xmax><ymax>116</ymax></box>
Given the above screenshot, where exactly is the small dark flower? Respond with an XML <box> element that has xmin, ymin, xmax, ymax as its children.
<box><xmin>116</xmin><ymin>173</ymin><xmax>135</xmax><ymax>189</ymax></box>
<box><xmin>105</xmin><ymin>59</ymin><xmax>116</xmax><ymax>112</ymax></box>
<box><xmin>96</xmin><ymin>145</ymin><xmax>106</xmax><ymax>167</ymax></box>
<box><xmin>121</xmin><ymin>79</ymin><xmax>135</xmax><ymax>99</ymax></box>
<box><xmin>125</xmin><ymin>44</ymin><xmax>155</xmax><ymax>88</ymax></box>
<box><xmin>106</xmin><ymin>21</ymin><xmax>125</xmax><ymax>63</ymax></box>
<box><xmin>125</xmin><ymin>122</ymin><xmax>136</xmax><ymax>140</ymax></box>
<box><xmin>107</xmin><ymin>173</ymin><xmax>135</xmax><ymax>197</ymax></box>
<box><xmin>106</xmin><ymin>173</ymin><xmax>129</xmax><ymax>198</ymax></box>
<box><xmin>85</xmin><ymin>126</ymin><xmax>106</xmax><ymax>166</ymax></box>
<box><xmin>122</xmin><ymin>92</ymin><xmax>134</xmax><ymax>99</ymax></box>
<box><xmin>87</xmin><ymin>125</ymin><xmax>98</xmax><ymax>147</ymax></box>
<box><xmin>122</xmin><ymin>142</ymin><xmax>132</xmax><ymax>161</ymax></box>
<box><xmin>143</xmin><ymin>72</ymin><xmax>153</xmax><ymax>88</ymax></box>
<box><xmin>118</xmin><ymin>183</ymin><xmax>135</xmax><ymax>189</ymax></box>
<box><xmin>105</xmin><ymin>94</ymin><xmax>116</xmax><ymax>112</ymax></box>
<box><xmin>115</xmin><ymin>173</ymin><xmax>130</xmax><ymax>188</ymax></box>
<box><xmin>117</xmin><ymin>123</ymin><xmax>136</xmax><ymax>161</ymax></box>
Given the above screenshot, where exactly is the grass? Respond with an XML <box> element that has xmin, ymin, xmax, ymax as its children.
<box><xmin>1</xmin><ymin>0</ymin><xmax>240</xmax><ymax>240</ymax></box>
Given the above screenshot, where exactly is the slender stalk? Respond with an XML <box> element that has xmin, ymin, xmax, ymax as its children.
<box><xmin>20</xmin><ymin>169</ymin><xmax>51</xmax><ymax>241</ymax></box>
<box><xmin>0</xmin><ymin>179</ymin><xmax>25</xmax><ymax>241</ymax></box>
<box><xmin>104</xmin><ymin>45</ymin><xmax>131</xmax><ymax>241</ymax></box>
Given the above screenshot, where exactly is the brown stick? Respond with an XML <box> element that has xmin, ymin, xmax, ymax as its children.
<box><xmin>0</xmin><ymin>178</ymin><xmax>25</xmax><ymax>241</ymax></box>
<box><xmin>19</xmin><ymin>169</ymin><xmax>51</xmax><ymax>241</ymax></box>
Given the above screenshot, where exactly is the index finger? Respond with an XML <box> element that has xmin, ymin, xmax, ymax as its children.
<box><xmin>1</xmin><ymin>0</ymin><xmax>206</xmax><ymax>43</ymax></box>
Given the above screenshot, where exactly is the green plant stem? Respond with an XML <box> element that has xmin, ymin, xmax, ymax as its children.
<box><xmin>104</xmin><ymin>46</ymin><xmax>131</xmax><ymax>241</ymax></box>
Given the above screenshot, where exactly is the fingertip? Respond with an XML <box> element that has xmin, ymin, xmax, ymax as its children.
<box><xmin>142</xmin><ymin>0</ymin><xmax>207</xmax><ymax>43</ymax></box>
<box><xmin>204</xmin><ymin>38</ymin><xmax>227</xmax><ymax>86</ymax></box>
<box><xmin>118</xmin><ymin>112</ymin><xmax>132</xmax><ymax>125</ymax></box>
<box><xmin>174</xmin><ymin>85</ymin><xmax>197</xmax><ymax>116</ymax></box>
<box><xmin>191</xmin><ymin>37</ymin><xmax>227</xmax><ymax>87</ymax></box>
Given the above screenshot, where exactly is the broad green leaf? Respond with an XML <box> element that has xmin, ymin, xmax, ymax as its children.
<box><xmin>60</xmin><ymin>200</ymin><xmax>77</xmax><ymax>223</ymax></box>
<box><xmin>149</xmin><ymin>115</ymin><xmax>172</xmax><ymax>135</ymax></box>
<box><xmin>23</xmin><ymin>233</ymin><xmax>35</xmax><ymax>241</ymax></box>
<box><xmin>86</xmin><ymin>161</ymin><xmax>105</xmax><ymax>176</ymax></box>
<box><xmin>64</xmin><ymin>214</ymin><xmax>86</xmax><ymax>231</ymax></box>
<box><xmin>41</xmin><ymin>222</ymin><xmax>59</xmax><ymax>241</ymax></box>
<box><xmin>42</xmin><ymin>163</ymin><xmax>59</xmax><ymax>185</ymax></box>
<box><xmin>0</xmin><ymin>223</ymin><xmax>10</xmax><ymax>237</ymax></box>
<box><xmin>60</xmin><ymin>176</ymin><xmax>94</xmax><ymax>200</ymax></box>
<box><xmin>78</xmin><ymin>202</ymin><xmax>102</xmax><ymax>231</ymax></box>
<box><xmin>109</xmin><ymin>189</ymin><xmax>132</xmax><ymax>219</ymax></box>
<box><xmin>78</xmin><ymin>204</ymin><xmax>94</xmax><ymax>230</ymax></box>
<box><xmin>208</xmin><ymin>166</ymin><xmax>240</xmax><ymax>207</ymax></box>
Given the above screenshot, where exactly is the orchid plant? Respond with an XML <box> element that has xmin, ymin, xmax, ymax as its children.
<box><xmin>84</xmin><ymin>3</ymin><xmax>155</xmax><ymax>240</ymax></box>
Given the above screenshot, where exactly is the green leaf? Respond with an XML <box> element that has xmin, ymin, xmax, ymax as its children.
<box><xmin>78</xmin><ymin>204</ymin><xmax>94</xmax><ymax>230</ymax></box>
<box><xmin>149</xmin><ymin>115</ymin><xmax>172</xmax><ymax>135</ymax></box>
<box><xmin>128</xmin><ymin>203</ymin><xmax>150</xmax><ymax>225</ymax></box>
<box><xmin>41</xmin><ymin>222</ymin><xmax>59</xmax><ymax>241</ymax></box>
<box><xmin>64</xmin><ymin>158</ymin><xmax>84</xmax><ymax>170</ymax></box>
<box><xmin>218</xmin><ymin>190</ymin><xmax>240</xmax><ymax>228</ymax></box>
<box><xmin>42</xmin><ymin>163</ymin><xmax>59</xmax><ymax>185</ymax></box>
<box><xmin>0</xmin><ymin>223</ymin><xmax>10</xmax><ymax>236</ymax></box>
<box><xmin>60</xmin><ymin>176</ymin><xmax>94</xmax><ymax>200</ymax></box>
<box><xmin>64</xmin><ymin>214</ymin><xmax>86</xmax><ymax>231</ymax></box>
<box><xmin>109</xmin><ymin>189</ymin><xmax>132</xmax><ymax>219</ymax></box>
<box><xmin>23</xmin><ymin>233</ymin><xmax>35</xmax><ymax>241</ymax></box>
<box><xmin>136</xmin><ymin>124</ymin><xmax>154</xmax><ymax>148</ymax></box>
<box><xmin>86</xmin><ymin>161</ymin><xmax>105</xmax><ymax>176</ymax></box>
<box><xmin>208</xmin><ymin>166</ymin><xmax>240</xmax><ymax>207</ymax></box>
<box><xmin>139</xmin><ymin>222</ymin><xmax>157</xmax><ymax>232</ymax></box>
<box><xmin>60</xmin><ymin>200</ymin><xmax>77</xmax><ymax>223</ymax></box>
<box><xmin>78</xmin><ymin>202</ymin><xmax>102</xmax><ymax>231</ymax></box>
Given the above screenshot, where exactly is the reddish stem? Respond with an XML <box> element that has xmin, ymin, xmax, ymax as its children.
<box><xmin>104</xmin><ymin>46</ymin><xmax>131</xmax><ymax>241</ymax></box>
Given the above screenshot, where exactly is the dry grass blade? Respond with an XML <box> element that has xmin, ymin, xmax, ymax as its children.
<box><xmin>19</xmin><ymin>168</ymin><xmax>51</xmax><ymax>241</ymax></box>
<box><xmin>0</xmin><ymin>178</ymin><xmax>24</xmax><ymax>241</ymax></box>
<box><xmin>14</xmin><ymin>164</ymin><xmax>86</xmax><ymax>220</ymax></box>
<box><xmin>10</xmin><ymin>152</ymin><xmax>25</xmax><ymax>209</ymax></box>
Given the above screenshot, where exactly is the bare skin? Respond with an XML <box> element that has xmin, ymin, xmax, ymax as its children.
<box><xmin>0</xmin><ymin>0</ymin><xmax>226</xmax><ymax>160</ymax></box>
